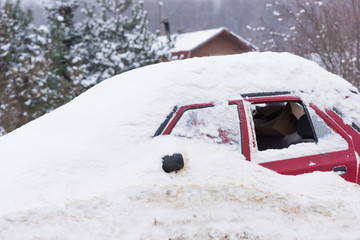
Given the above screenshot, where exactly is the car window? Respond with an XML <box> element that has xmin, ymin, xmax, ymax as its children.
<box><xmin>352</xmin><ymin>122</ymin><xmax>360</xmax><ymax>133</ymax></box>
<box><xmin>334</xmin><ymin>108</ymin><xmax>360</xmax><ymax>134</ymax></box>
<box><xmin>333</xmin><ymin>92</ymin><xmax>360</xmax><ymax>134</ymax></box>
<box><xmin>250</xmin><ymin>101</ymin><xmax>348</xmax><ymax>163</ymax></box>
<box><xmin>307</xmin><ymin>108</ymin><xmax>334</xmax><ymax>138</ymax></box>
<box><xmin>251</xmin><ymin>101</ymin><xmax>313</xmax><ymax>151</ymax></box>
<box><xmin>171</xmin><ymin>104</ymin><xmax>241</xmax><ymax>149</ymax></box>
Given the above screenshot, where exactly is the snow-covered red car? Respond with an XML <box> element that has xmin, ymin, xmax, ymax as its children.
<box><xmin>154</xmin><ymin>57</ymin><xmax>360</xmax><ymax>184</ymax></box>
<box><xmin>2</xmin><ymin>52</ymin><xmax>360</xmax><ymax>238</ymax></box>
<box><xmin>156</xmin><ymin>91</ymin><xmax>360</xmax><ymax>184</ymax></box>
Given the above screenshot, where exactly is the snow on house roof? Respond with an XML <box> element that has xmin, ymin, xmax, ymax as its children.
<box><xmin>160</xmin><ymin>27</ymin><xmax>257</xmax><ymax>52</ymax></box>
<box><xmin>173</xmin><ymin>27</ymin><xmax>225</xmax><ymax>52</ymax></box>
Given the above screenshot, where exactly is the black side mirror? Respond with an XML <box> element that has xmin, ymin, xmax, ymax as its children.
<box><xmin>162</xmin><ymin>153</ymin><xmax>184</xmax><ymax>173</ymax></box>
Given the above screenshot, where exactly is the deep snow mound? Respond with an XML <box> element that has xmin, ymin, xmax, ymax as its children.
<box><xmin>1</xmin><ymin>52</ymin><xmax>360</xmax><ymax>239</ymax></box>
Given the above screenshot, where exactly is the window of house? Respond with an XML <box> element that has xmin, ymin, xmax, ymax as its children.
<box><xmin>171</xmin><ymin>104</ymin><xmax>241</xmax><ymax>149</ymax></box>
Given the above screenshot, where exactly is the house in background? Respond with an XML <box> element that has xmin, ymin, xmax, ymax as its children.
<box><xmin>160</xmin><ymin>27</ymin><xmax>258</xmax><ymax>60</ymax></box>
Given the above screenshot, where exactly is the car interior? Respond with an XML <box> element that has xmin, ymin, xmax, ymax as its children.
<box><xmin>251</xmin><ymin>101</ymin><xmax>316</xmax><ymax>151</ymax></box>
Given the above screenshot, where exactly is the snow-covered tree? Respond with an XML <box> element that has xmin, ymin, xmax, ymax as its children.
<box><xmin>43</xmin><ymin>0</ymin><xmax>85</xmax><ymax>107</ymax></box>
<box><xmin>0</xmin><ymin>0</ymin><xmax>46</xmax><ymax>132</ymax></box>
<box><xmin>0</xmin><ymin>0</ymin><xmax>164</xmax><ymax>133</ymax></box>
<box><xmin>78</xmin><ymin>0</ymin><xmax>164</xmax><ymax>85</ymax></box>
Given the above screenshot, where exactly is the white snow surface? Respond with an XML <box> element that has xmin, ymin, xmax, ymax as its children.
<box><xmin>1</xmin><ymin>52</ymin><xmax>360</xmax><ymax>239</ymax></box>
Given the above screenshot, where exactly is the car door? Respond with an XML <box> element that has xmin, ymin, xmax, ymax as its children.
<box><xmin>325</xmin><ymin>109</ymin><xmax>360</xmax><ymax>183</ymax></box>
<box><xmin>241</xmin><ymin>95</ymin><xmax>358</xmax><ymax>184</ymax></box>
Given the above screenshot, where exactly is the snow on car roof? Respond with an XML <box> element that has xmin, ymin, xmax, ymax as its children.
<box><xmin>111</xmin><ymin>51</ymin><xmax>357</xmax><ymax>115</ymax></box>
<box><xmin>1</xmin><ymin>52</ymin><xmax>360</xmax><ymax>239</ymax></box>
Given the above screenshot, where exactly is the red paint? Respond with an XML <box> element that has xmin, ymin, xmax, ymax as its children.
<box><xmin>234</xmin><ymin>100</ymin><xmax>251</xmax><ymax>161</ymax></box>
<box><xmin>160</xmin><ymin>95</ymin><xmax>360</xmax><ymax>184</ymax></box>
<box><xmin>244</xmin><ymin>96</ymin><xmax>357</xmax><ymax>183</ymax></box>
<box><xmin>325</xmin><ymin>109</ymin><xmax>360</xmax><ymax>183</ymax></box>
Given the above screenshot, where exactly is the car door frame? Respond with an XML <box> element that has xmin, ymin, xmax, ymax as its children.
<box><xmin>326</xmin><ymin>109</ymin><xmax>360</xmax><ymax>183</ymax></box>
<box><xmin>238</xmin><ymin>95</ymin><xmax>358</xmax><ymax>184</ymax></box>
<box><xmin>157</xmin><ymin>96</ymin><xmax>358</xmax><ymax>184</ymax></box>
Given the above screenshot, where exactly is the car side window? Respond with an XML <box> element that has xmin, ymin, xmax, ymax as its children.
<box><xmin>334</xmin><ymin>92</ymin><xmax>360</xmax><ymax>134</ymax></box>
<box><xmin>171</xmin><ymin>104</ymin><xmax>241</xmax><ymax>149</ymax></box>
<box><xmin>352</xmin><ymin>121</ymin><xmax>360</xmax><ymax>133</ymax></box>
<box><xmin>307</xmin><ymin>108</ymin><xmax>334</xmax><ymax>138</ymax></box>
<box><xmin>251</xmin><ymin>101</ymin><xmax>313</xmax><ymax>151</ymax></box>
<box><xmin>334</xmin><ymin>108</ymin><xmax>360</xmax><ymax>134</ymax></box>
<box><xmin>250</xmin><ymin>101</ymin><xmax>348</xmax><ymax>163</ymax></box>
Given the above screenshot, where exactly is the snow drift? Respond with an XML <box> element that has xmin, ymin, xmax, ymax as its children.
<box><xmin>1</xmin><ymin>52</ymin><xmax>360</xmax><ymax>239</ymax></box>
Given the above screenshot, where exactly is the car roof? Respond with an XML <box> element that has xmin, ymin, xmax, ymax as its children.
<box><xmin>2</xmin><ymin>52</ymin><xmax>358</xmax><ymax>142</ymax></box>
<box><xmin>120</xmin><ymin>52</ymin><xmax>357</xmax><ymax>108</ymax></box>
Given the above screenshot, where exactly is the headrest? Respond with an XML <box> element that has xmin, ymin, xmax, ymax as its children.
<box><xmin>297</xmin><ymin>115</ymin><xmax>314</xmax><ymax>138</ymax></box>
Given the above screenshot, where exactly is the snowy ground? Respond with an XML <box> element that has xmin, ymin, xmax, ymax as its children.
<box><xmin>1</xmin><ymin>52</ymin><xmax>360</xmax><ymax>239</ymax></box>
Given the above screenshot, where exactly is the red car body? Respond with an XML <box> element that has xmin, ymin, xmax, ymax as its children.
<box><xmin>157</xmin><ymin>93</ymin><xmax>360</xmax><ymax>184</ymax></box>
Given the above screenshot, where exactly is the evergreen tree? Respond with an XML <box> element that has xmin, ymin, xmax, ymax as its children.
<box><xmin>44</xmin><ymin>0</ymin><xmax>85</xmax><ymax>108</ymax></box>
<box><xmin>0</xmin><ymin>0</ymin><xmax>44</xmax><ymax>132</ymax></box>
<box><xmin>79</xmin><ymin>0</ymin><xmax>164</xmax><ymax>85</ymax></box>
<box><xmin>0</xmin><ymin>0</ymin><xmax>166</xmax><ymax>133</ymax></box>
